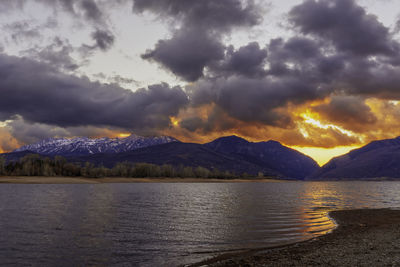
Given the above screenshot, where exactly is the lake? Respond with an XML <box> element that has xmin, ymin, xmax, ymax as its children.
<box><xmin>1</xmin><ymin>181</ymin><xmax>400</xmax><ymax>266</ymax></box>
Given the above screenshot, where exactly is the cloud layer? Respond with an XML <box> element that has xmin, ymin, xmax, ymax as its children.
<box><xmin>1</xmin><ymin>0</ymin><xmax>400</xmax><ymax>152</ymax></box>
<box><xmin>136</xmin><ymin>0</ymin><xmax>262</xmax><ymax>81</ymax></box>
<box><xmin>168</xmin><ymin>0</ymin><xmax>400</xmax><ymax>148</ymax></box>
<box><xmin>0</xmin><ymin>54</ymin><xmax>188</xmax><ymax>131</ymax></box>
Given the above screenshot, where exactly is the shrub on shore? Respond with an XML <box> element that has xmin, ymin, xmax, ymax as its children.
<box><xmin>0</xmin><ymin>154</ymin><xmax>244</xmax><ymax>179</ymax></box>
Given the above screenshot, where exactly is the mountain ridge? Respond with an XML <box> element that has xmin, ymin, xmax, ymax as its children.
<box><xmin>7</xmin><ymin>134</ymin><xmax>320</xmax><ymax>179</ymax></box>
<box><xmin>68</xmin><ymin>142</ymin><xmax>281</xmax><ymax>177</ymax></box>
<box><xmin>14</xmin><ymin>134</ymin><xmax>179</xmax><ymax>156</ymax></box>
<box><xmin>309</xmin><ymin>136</ymin><xmax>400</xmax><ymax>179</ymax></box>
<box><xmin>204</xmin><ymin>135</ymin><xmax>319</xmax><ymax>178</ymax></box>
<box><xmin>8</xmin><ymin>134</ymin><xmax>400</xmax><ymax>180</ymax></box>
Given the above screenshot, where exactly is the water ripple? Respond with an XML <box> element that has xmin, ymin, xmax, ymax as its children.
<box><xmin>1</xmin><ymin>181</ymin><xmax>400</xmax><ymax>266</ymax></box>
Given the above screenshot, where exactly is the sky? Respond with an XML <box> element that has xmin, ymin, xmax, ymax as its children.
<box><xmin>1</xmin><ymin>0</ymin><xmax>400</xmax><ymax>165</ymax></box>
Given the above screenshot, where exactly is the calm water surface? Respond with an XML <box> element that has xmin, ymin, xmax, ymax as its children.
<box><xmin>1</xmin><ymin>181</ymin><xmax>400</xmax><ymax>266</ymax></box>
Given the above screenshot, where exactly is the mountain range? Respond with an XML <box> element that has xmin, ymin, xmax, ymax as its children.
<box><xmin>14</xmin><ymin>134</ymin><xmax>178</xmax><ymax>156</ymax></box>
<box><xmin>8</xmin><ymin>134</ymin><xmax>400</xmax><ymax>179</ymax></box>
<box><xmin>8</xmin><ymin>134</ymin><xmax>319</xmax><ymax>179</ymax></box>
<box><xmin>204</xmin><ymin>136</ymin><xmax>318</xmax><ymax>179</ymax></box>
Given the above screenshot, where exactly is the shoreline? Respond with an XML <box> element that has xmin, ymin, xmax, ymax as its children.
<box><xmin>193</xmin><ymin>209</ymin><xmax>400</xmax><ymax>266</ymax></box>
<box><xmin>2</xmin><ymin>177</ymin><xmax>400</xmax><ymax>184</ymax></box>
<box><xmin>0</xmin><ymin>176</ymin><xmax>285</xmax><ymax>184</ymax></box>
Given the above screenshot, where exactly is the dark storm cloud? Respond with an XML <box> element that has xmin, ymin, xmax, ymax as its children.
<box><xmin>138</xmin><ymin>0</ymin><xmax>400</xmax><ymax>133</ymax></box>
<box><xmin>91</xmin><ymin>29</ymin><xmax>115</xmax><ymax>51</ymax></box>
<box><xmin>132</xmin><ymin>0</ymin><xmax>261</xmax><ymax>30</ymax></box>
<box><xmin>0</xmin><ymin>54</ymin><xmax>188</xmax><ymax>131</ymax></box>
<box><xmin>289</xmin><ymin>0</ymin><xmax>400</xmax><ymax>57</ymax></box>
<box><xmin>134</xmin><ymin>0</ymin><xmax>262</xmax><ymax>81</ymax></box>
<box><xmin>3</xmin><ymin>0</ymin><xmax>400</xmax><ymax>147</ymax></box>
<box><xmin>179</xmin><ymin>0</ymin><xmax>400</xmax><ymax>132</ymax></box>
<box><xmin>266</xmin><ymin>36</ymin><xmax>346</xmax><ymax>84</ymax></box>
<box><xmin>274</xmin><ymin>37</ymin><xmax>321</xmax><ymax>62</ymax></box>
<box><xmin>181</xmin><ymin>36</ymin><xmax>335</xmax><ymax>131</ymax></box>
<box><xmin>80</xmin><ymin>0</ymin><xmax>103</xmax><ymax>23</ymax></box>
<box><xmin>142</xmin><ymin>30</ymin><xmax>225</xmax><ymax>82</ymax></box>
<box><xmin>188</xmin><ymin>75</ymin><xmax>322</xmax><ymax>128</ymax></box>
<box><xmin>313</xmin><ymin>96</ymin><xmax>377</xmax><ymax>131</ymax></box>
<box><xmin>267</xmin><ymin>37</ymin><xmax>324</xmax><ymax>76</ymax></box>
<box><xmin>6</xmin><ymin>117</ymin><xmax>121</xmax><ymax>145</ymax></box>
<box><xmin>338</xmin><ymin>59</ymin><xmax>400</xmax><ymax>99</ymax></box>
<box><xmin>7</xmin><ymin>118</ymin><xmax>70</xmax><ymax>145</ymax></box>
<box><xmin>211</xmin><ymin>42</ymin><xmax>268</xmax><ymax>78</ymax></box>
<box><xmin>179</xmin><ymin>117</ymin><xmax>204</xmax><ymax>132</ymax></box>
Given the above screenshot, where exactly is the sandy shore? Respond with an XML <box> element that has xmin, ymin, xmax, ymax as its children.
<box><xmin>192</xmin><ymin>209</ymin><xmax>400</xmax><ymax>266</ymax></box>
<box><xmin>0</xmin><ymin>176</ymin><xmax>284</xmax><ymax>184</ymax></box>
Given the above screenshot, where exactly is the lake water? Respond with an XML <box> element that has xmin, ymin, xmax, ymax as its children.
<box><xmin>1</xmin><ymin>181</ymin><xmax>400</xmax><ymax>266</ymax></box>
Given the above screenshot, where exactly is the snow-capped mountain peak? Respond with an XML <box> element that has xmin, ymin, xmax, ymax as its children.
<box><xmin>14</xmin><ymin>134</ymin><xmax>179</xmax><ymax>156</ymax></box>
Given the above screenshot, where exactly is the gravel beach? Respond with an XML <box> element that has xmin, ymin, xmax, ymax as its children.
<box><xmin>193</xmin><ymin>209</ymin><xmax>400</xmax><ymax>266</ymax></box>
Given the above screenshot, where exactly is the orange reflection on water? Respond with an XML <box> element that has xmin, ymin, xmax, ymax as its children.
<box><xmin>292</xmin><ymin>182</ymin><xmax>346</xmax><ymax>239</ymax></box>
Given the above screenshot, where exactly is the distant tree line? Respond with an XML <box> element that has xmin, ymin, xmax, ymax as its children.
<box><xmin>0</xmin><ymin>154</ymin><xmax>254</xmax><ymax>179</ymax></box>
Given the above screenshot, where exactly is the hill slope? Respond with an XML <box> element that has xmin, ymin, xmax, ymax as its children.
<box><xmin>68</xmin><ymin>142</ymin><xmax>279</xmax><ymax>176</ymax></box>
<box><xmin>205</xmin><ymin>136</ymin><xmax>319</xmax><ymax>179</ymax></box>
<box><xmin>310</xmin><ymin>137</ymin><xmax>400</xmax><ymax>179</ymax></box>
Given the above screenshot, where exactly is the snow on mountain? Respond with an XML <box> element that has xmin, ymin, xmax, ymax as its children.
<box><xmin>14</xmin><ymin>134</ymin><xmax>179</xmax><ymax>156</ymax></box>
